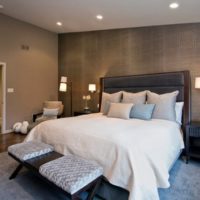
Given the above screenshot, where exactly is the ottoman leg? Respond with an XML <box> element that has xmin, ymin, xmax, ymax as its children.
<box><xmin>9</xmin><ymin>164</ymin><xmax>23</xmax><ymax>180</ymax></box>
<box><xmin>87</xmin><ymin>177</ymin><xmax>102</xmax><ymax>200</ymax></box>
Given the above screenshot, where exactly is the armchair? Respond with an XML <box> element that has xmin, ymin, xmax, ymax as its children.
<box><xmin>33</xmin><ymin>101</ymin><xmax>64</xmax><ymax>123</ymax></box>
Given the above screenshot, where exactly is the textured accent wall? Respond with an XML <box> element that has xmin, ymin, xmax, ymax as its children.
<box><xmin>59</xmin><ymin>23</ymin><xmax>200</xmax><ymax>120</ymax></box>
<box><xmin>0</xmin><ymin>14</ymin><xmax>58</xmax><ymax>130</ymax></box>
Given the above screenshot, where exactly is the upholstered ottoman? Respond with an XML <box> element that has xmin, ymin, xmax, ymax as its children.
<box><xmin>8</xmin><ymin>141</ymin><xmax>54</xmax><ymax>161</ymax></box>
<box><xmin>8</xmin><ymin>141</ymin><xmax>54</xmax><ymax>179</ymax></box>
<box><xmin>39</xmin><ymin>155</ymin><xmax>103</xmax><ymax>199</ymax></box>
<box><xmin>8</xmin><ymin>141</ymin><xmax>103</xmax><ymax>199</ymax></box>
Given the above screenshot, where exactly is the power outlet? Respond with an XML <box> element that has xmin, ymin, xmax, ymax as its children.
<box><xmin>7</xmin><ymin>88</ymin><xmax>14</xmax><ymax>93</ymax></box>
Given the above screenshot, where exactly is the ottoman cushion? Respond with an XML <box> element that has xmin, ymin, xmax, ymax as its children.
<box><xmin>8</xmin><ymin>141</ymin><xmax>54</xmax><ymax>161</ymax></box>
<box><xmin>39</xmin><ymin>155</ymin><xmax>103</xmax><ymax>194</ymax></box>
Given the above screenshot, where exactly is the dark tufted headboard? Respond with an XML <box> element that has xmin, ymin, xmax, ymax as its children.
<box><xmin>100</xmin><ymin>71</ymin><xmax>191</xmax><ymax>132</ymax></box>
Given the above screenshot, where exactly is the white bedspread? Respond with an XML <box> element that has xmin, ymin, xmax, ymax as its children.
<box><xmin>25</xmin><ymin>113</ymin><xmax>184</xmax><ymax>200</ymax></box>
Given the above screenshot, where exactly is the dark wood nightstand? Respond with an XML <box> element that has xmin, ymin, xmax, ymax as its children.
<box><xmin>186</xmin><ymin>122</ymin><xmax>200</xmax><ymax>163</ymax></box>
<box><xmin>74</xmin><ymin>110</ymin><xmax>96</xmax><ymax>116</ymax></box>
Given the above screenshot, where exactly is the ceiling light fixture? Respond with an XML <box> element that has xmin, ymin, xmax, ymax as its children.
<box><xmin>0</xmin><ymin>5</ymin><xmax>4</xmax><ymax>9</ymax></box>
<box><xmin>96</xmin><ymin>15</ymin><xmax>103</xmax><ymax>20</ymax></box>
<box><xmin>169</xmin><ymin>2</ymin><xmax>179</xmax><ymax>9</ymax></box>
<box><xmin>56</xmin><ymin>22</ymin><xmax>62</xmax><ymax>26</ymax></box>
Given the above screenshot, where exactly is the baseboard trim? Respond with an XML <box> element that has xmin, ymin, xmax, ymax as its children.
<box><xmin>1</xmin><ymin>129</ymin><xmax>13</xmax><ymax>134</ymax></box>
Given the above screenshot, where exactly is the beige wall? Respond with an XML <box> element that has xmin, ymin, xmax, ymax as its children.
<box><xmin>0</xmin><ymin>14</ymin><xmax>58</xmax><ymax>130</ymax></box>
<box><xmin>59</xmin><ymin>23</ymin><xmax>200</xmax><ymax>120</ymax></box>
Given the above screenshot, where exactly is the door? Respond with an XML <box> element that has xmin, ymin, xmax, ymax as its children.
<box><xmin>0</xmin><ymin>63</ymin><xmax>6</xmax><ymax>134</ymax></box>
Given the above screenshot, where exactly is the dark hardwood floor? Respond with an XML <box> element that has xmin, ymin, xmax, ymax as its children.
<box><xmin>0</xmin><ymin>132</ymin><xmax>26</xmax><ymax>153</ymax></box>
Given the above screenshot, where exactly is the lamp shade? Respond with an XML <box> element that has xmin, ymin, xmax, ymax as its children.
<box><xmin>61</xmin><ymin>76</ymin><xmax>67</xmax><ymax>83</ymax></box>
<box><xmin>195</xmin><ymin>77</ymin><xmax>200</xmax><ymax>89</ymax></box>
<box><xmin>88</xmin><ymin>84</ymin><xmax>96</xmax><ymax>92</ymax></box>
<box><xmin>59</xmin><ymin>82</ymin><xmax>67</xmax><ymax>92</ymax></box>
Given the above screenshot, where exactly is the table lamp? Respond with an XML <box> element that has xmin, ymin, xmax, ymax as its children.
<box><xmin>88</xmin><ymin>84</ymin><xmax>96</xmax><ymax>93</ymax></box>
<box><xmin>82</xmin><ymin>95</ymin><xmax>91</xmax><ymax>111</ymax></box>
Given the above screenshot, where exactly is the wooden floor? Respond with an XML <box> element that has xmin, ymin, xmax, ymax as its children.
<box><xmin>0</xmin><ymin>132</ymin><xmax>26</xmax><ymax>153</ymax></box>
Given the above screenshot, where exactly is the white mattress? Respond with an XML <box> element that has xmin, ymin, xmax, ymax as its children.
<box><xmin>25</xmin><ymin>113</ymin><xmax>184</xmax><ymax>200</ymax></box>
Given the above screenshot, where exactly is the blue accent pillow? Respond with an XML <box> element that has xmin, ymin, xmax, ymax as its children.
<box><xmin>130</xmin><ymin>104</ymin><xmax>155</xmax><ymax>120</ymax></box>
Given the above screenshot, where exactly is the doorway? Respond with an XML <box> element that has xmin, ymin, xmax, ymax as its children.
<box><xmin>0</xmin><ymin>62</ymin><xmax>6</xmax><ymax>134</ymax></box>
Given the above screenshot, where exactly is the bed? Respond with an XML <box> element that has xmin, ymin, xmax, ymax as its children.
<box><xmin>26</xmin><ymin>71</ymin><xmax>191</xmax><ymax>200</ymax></box>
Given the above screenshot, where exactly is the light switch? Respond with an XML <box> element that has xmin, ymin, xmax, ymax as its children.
<box><xmin>7</xmin><ymin>88</ymin><xmax>14</xmax><ymax>93</ymax></box>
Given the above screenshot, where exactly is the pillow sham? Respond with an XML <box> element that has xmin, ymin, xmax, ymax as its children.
<box><xmin>122</xmin><ymin>91</ymin><xmax>146</xmax><ymax>104</ymax></box>
<box><xmin>130</xmin><ymin>104</ymin><xmax>155</xmax><ymax>120</ymax></box>
<box><xmin>100</xmin><ymin>92</ymin><xmax>122</xmax><ymax>115</ymax></box>
<box><xmin>147</xmin><ymin>91</ymin><xmax>179</xmax><ymax>121</ymax></box>
<box><xmin>43</xmin><ymin>108</ymin><xmax>59</xmax><ymax>117</ymax></box>
<box><xmin>44</xmin><ymin>101</ymin><xmax>63</xmax><ymax>115</ymax></box>
<box><xmin>175</xmin><ymin>102</ymin><xmax>184</xmax><ymax>124</ymax></box>
<box><xmin>107</xmin><ymin>103</ymin><xmax>134</xmax><ymax>120</ymax></box>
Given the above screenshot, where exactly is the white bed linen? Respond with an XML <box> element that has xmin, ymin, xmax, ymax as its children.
<box><xmin>25</xmin><ymin>113</ymin><xmax>184</xmax><ymax>200</ymax></box>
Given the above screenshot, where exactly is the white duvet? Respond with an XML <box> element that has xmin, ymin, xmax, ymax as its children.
<box><xmin>25</xmin><ymin>113</ymin><xmax>184</xmax><ymax>200</ymax></box>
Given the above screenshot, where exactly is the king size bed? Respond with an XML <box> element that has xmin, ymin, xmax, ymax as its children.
<box><xmin>25</xmin><ymin>71</ymin><xmax>191</xmax><ymax>200</ymax></box>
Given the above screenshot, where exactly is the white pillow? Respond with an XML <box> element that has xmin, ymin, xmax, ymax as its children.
<box><xmin>107</xmin><ymin>103</ymin><xmax>134</xmax><ymax>120</ymax></box>
<box><xmin>122</xmin><ymin>91</ymin><xmax>146</xmax><ymax>104</ymax></box>
<box><xmin>43</xmin><ymin>108</ymin><xmax>59</xmax><ymax>117</ymax></box>
<box><xmin>175</xmin><ymin>102</ymin><xmax>184</xmax><ymax>125</ymax></box>
<box><xmin>44</xmin><ymin>101</ymin><xmax>64</xmax><ymax>115</ymax></box>
<box><xmin>147</xmin><ymin>91</ymin><xmax>179</xmax><ymax>121</ymax></box>
<box><xmin>100</xmin><ymin>92</ymin><xmax>122</xmax><ymax>115</ymax></box>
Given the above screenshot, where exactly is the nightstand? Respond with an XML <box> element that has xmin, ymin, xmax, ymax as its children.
<box><xmin>186</xmin><ymin>122</ymin><xmax>200</xmax><ymax>163</ymax></box>
<box><xmin>74</xmin><ymin>110</ymin><xmax>96</xmax><ymax>116</ymax></box>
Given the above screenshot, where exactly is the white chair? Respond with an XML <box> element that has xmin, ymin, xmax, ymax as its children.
<box><xmin>33</xmin><ymin>101</ymin><xmax>64</xmax><ymax>123</ymax></box>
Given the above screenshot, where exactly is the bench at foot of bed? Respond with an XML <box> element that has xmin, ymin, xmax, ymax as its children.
<box><xmin>8</xmin><ymin>141</ymin><xmax>103</xmax><ymax>200</ymax></box>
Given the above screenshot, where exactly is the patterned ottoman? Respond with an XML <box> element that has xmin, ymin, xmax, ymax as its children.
<box><xmin>39</xmin><ymin>155</ymin><xmax>103</xmax><ymax>199</ymax></box>
<box><xmin>8</xmin><ymin>141</ymin><xmax>54</xmax><ymax>180</ymax></box>
<box><xmin>8</xmin><ymin>141</ymin><xmax>103</xmax><ymax>199</ymax></box>
<box><xmin>8</xmin><ymin>141</ymin><xmax>54</xmax><ymax>161</ymax></box>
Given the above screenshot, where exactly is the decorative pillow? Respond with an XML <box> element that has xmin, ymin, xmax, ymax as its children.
<box><xmin>147</xmin><ymin>91</ymin><xmax>179</xmax><ymax>121</ymax></box>
<box><xmin>107</xmin><ymin>103</ymin><xmax>134</xmax><ymax>120</ymax></box>
<box><xmin>100</xmin><ymin>92</ymin><xmax>122</xmax><ymax>115</ymax></box>
<box><xmin>130</xmin><ymin>104</ymin><xmax>155</xmax><ymax>120</ymax></box>
<box><xmin>44</xmin><ymin>101</ymin><xmax>64</xmax><ymax>115</ymax></box>
<box><xmin>175</xmin><ymin>102</ymin><xmax>184</xmax><ymax>125</ymax></box>
<box><xmin>122</xmin><ymin>91</ymin><xmax>146</xmax><ymax>104</ymax></box>
<box><xmin>43</xmin><ymin>108</ymin><xmax>59</xmax><ymax>117</ymax></box>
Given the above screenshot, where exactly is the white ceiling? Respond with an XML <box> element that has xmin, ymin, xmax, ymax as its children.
<box><xmin>0</xmin><ymin>0</ymin><xmax>200</xmax><ymax>33</ymax></box>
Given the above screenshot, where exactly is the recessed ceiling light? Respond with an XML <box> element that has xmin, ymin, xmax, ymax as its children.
<box><xmin>96</xmin><ymin>15</ymin><xmax>103</xmax><ymax>20</ymax></box>
<box><xmin>56</xmin><ymin>22</ymin><xmax>62</xmax><ymax>26</ymax></box>
<box><xmin>0</xmin><ymin>5</ymin><xmax>4</xmax><ymax>9</ymax></box>
<box><xmin>169</xmin><ymin>2</ymin><xmax>179</xmax><ymax>9</ymax></box>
